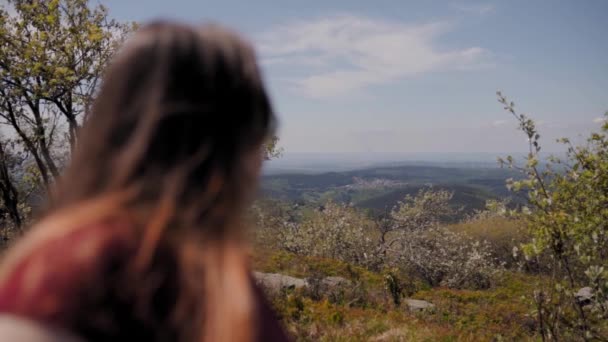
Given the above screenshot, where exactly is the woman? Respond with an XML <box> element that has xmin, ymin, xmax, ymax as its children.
<box><xmin>0</xmin><ymin>22</ymin><xmax>289</xmax><ymax>341</ymax></box>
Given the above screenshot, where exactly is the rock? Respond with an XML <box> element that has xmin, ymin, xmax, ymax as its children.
<box><xmin>321</xmin><ymin>276</ymin><xmax>351</xmax><ymax>288</ymax></box>
<box><xmin>575</xmin><ymin>287</ymin><xmax>594</xmax><ymax>306</ymax></box>
<box><xmin>371</xmin><ymin>328</ymin><xmax>410</xmax><ymax>341</ymax></box>
<box><xmin>253</xmin><ymin>272</ymin><xmax>307</xmax><ymax>292</ymax></box>
<box><xmin>405</xmin><ymin>299</ymin><xmax>435</xmax><ymax>312</ymax></box>
<box><xmin>253</xmin><ymin>272</ymin><xmax>352</xmax><ymax>293</ymax></box>
<box><xmin>575</xmin><ymin>287</ymin><xmax>593</xmax><ymax>300</ymax></box>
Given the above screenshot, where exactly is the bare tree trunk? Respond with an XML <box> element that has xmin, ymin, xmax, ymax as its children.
<box><xmin>29</xmin><ymin>105</ymin><xmax>60</xmax><ymax>179</ymax></box>
<box><xmin>52</xmin><ymin>95</ymin><xmax>79</xmax><ymax>150</ymax></box>
<box><xmin>0</xmin><ymin>141</ymin><xmax>22</xmax><ymax>229</ymax></box>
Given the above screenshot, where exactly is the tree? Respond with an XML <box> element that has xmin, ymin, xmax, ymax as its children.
<box><xmin>280</xmin><ymin>201</ymin><xmax>376</xmax><ymax>266</ymax></box>
<box><xmin>0</xmin><ymin>137</ymin><xmax>22</xmax><ymax>228</ymax></box>
<box><xmin>377</xmin><ymin>189</ymin><xmax>496</xmax><ymax>289</ymax></box>
<box><xmin>0</xmin><ymin>0</ymin><xmax>132</xmax><ymax>188</ymax></box>
<box><xmin>373</xmin><ymin>188</ymin><xmax>455</xmax><ymax>259</ymax></box>
<box><xmin>498</xmin><ymin>91</ymin><xmax>608</xmax><ymax>341</ymax></box>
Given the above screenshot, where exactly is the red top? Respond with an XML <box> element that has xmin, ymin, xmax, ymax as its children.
<box><xmin>0</xmin><ymin>219</ymin><xmax>289</xmax><ymax>341</ymax></box>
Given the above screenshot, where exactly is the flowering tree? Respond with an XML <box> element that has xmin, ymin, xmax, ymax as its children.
<box><xmin>281</xmin><ymin>201</ymin><xmax>377</xmax><ymax>266</ymax></box>
<box><xmin>254</xmin><ymin>189</ymin><xmax>499</xmax><ymax>290</ymax></box>
<box><xmin>380</xmin><ymin>189</ymin><xmax>497</xmax><ymax>289</ymax></box>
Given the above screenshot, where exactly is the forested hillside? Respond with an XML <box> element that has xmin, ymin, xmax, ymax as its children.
<box><xmin>261</xmin><ymin>165</ymin><xmax>521</xmax><ymax>218</ymax></box>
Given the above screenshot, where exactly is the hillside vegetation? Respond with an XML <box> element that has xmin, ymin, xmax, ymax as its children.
<box><xmin>252</xmin><ymin>249</ymin><xmax>540</xmax><ymax>341</ymax></box>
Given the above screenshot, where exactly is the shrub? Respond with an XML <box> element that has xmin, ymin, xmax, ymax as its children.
<box><xmin>254</xmin><ymin>190</ymin><xmax>501</xmax><ymax>291</ymax></box>
<box><xmin>498</xmin><ymin>92</ymin><xmax>608</xmax><ymax>340</ymax></box>
<box><xmin>451</xmin><ymin>201</ymin><xmax>530</xmax><ymax>270</ymax></box>
<box><xmin>376</xmin><ymin>189</ymin><xmax>501</xmax><ymax>289</ymax></box>
<box><xmin>250</xmin><ymin>198</ymin><xmax>299</xmax><ymax>250</ymax></box>
<box><xmin>391</xmin><ymin>225</ymin><xmax>499</xmax><ymax>289</ymax></box>
<box><xmin>384</xmin><ymin>269</ymin><xmax>404</xmax><ymax>306</ymax></box>
<box><xmin>260</xmin><ymin>201</ymin><xmax>379</xmax><ymax>267</ymax></box>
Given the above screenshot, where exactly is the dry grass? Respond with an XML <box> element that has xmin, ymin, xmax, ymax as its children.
<box><xmin>448</xmin><ymin>217</ymin><xmax>528</xmax><ymax>267</ymax></box>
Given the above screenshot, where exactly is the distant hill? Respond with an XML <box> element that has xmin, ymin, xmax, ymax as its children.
<box><xmin>260</xmin><ymin>164</ymin><xmax>522</xmax><ymax>217</ymax></box>
<box><xmin>262</xmin><ymin>152</ymin><xmax>531</xmax><ymax>174</ymax></box>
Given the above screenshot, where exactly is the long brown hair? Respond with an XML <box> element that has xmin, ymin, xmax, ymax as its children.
<box><xmin>35</xmin><ymin>22</ymin><xmax>273</xmax><ymax>341</ymax></box>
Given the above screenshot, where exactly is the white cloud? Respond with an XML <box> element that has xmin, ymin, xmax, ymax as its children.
<box><xmin>257</xmin><ymin>15</ymin><xmax>491</xmax><ymax>98</ymax></box>
<box><xmin>593</xmin><ymin>117</ymin><xmax>606</xmax><ymax>123</ymax></box>
<box><xmin>492</xmin><ymin>120</ymin><xmax>508</xmax><ymax>127</ymax></box>
<box><xmin>451</xmin><ymin>3</ymin><xmax>496</xmax><ymax>15</ymax></box>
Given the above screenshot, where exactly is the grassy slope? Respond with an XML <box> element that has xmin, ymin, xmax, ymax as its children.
<box><xmin>252</xmin><ymin>250</ymin><xmax>540</xmax><ymax>341</ymax></box>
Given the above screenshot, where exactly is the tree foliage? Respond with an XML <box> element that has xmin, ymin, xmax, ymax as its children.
<box><xmin>0</xmin><ymin>0</ymin><xmax>133</xmax><ymax>189</ymax></box>
<box><xmin>498</xmin><ymin>91</ymin><xmax>608</xmax><ymax>341</ymax></box>
<box><xmin>264</xmin><ymin>135</ymin><xmax>282</xmax><ymax>160</ymax></box>
<box><xmin>379</xmin><ymin>189</ymin><xmax>497</xmax><ymax>289</ymax></box>
<box><xmin>263</xmin><ymin>201</ymin><xmax>377</xmax><ymax>267</ymax></box>
<box><xmin>0</xmin><ymin>0</ymin><xmax>133</xmax><ymax>229</ymax></box>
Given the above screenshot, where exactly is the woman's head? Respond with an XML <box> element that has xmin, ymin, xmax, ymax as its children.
<box><xmin>44</xmin><ymin>21</ymin><xmax>276</xmax><ymax>341</ymax></box>
<box><xmin>54</xmin><ymin>21</ymin><xmax>275</xmax><ymax>237</ymax></box>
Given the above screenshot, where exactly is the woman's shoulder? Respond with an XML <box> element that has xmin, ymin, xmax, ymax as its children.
<box><xmin>0</xmin><ymin>217</ymin><xmax>135</xmax><ymax>324</ymax></box>
<box><xmin>251</xmin><ymin>279</ymin><xmax>292</xmax><ymax>342</ymax></box>
<box><xmin>0</xmin><ymin>314</ymin><xmax>85</xmax><ymax>342</ymax></box>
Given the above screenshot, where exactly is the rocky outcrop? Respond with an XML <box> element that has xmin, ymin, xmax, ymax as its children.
<box><xmin>253</xmin><ymin>272</ymin><xmax>351</xmax><ymax>292</ymax></box>
<box><xmin>253</xmin><ymin>272</ymin><xmax>307</xmax><ymax>291</ymax></box>
<box><xmin>404</xmin><ymin>299</ymin><xmax>435</xmax><ymax>312</ymax></box>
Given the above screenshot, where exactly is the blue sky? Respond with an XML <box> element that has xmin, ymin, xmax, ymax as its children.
<box><xmin>101</xmin><ymin>1</ymin><xmax>607</xmax><ymax>153</ymax></box>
